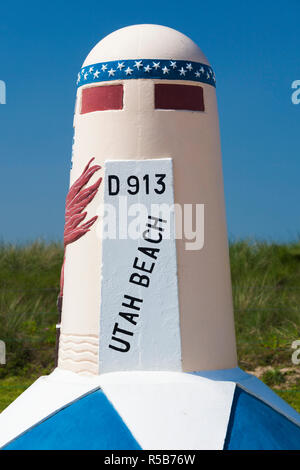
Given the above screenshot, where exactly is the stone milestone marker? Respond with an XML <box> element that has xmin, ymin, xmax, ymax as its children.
<box><xmin>0</xmin><ymin>25</ymin><xmax>299</xmax><ymax>451</ymax></box>
<box><xmin>57</xmin><ymin>23</ymin><xmax>237</xmax><ymax>376</ymax></box>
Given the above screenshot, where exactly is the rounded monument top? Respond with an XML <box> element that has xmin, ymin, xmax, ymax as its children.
<box><xmin>82</xmin><ymin>24</ymin><xmax>210</xmax><ymax>67</ymax></box>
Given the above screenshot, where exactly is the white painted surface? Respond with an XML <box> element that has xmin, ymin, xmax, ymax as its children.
<box><xmin>99</xmin><ymin>159</ymin><xmax>181</xmax><ymax>373</ymax></box>
<box><xmin>194</xmin><ymin>367</ymin><xmax>300</xmax><ymax>426</ymax></box>
<box><xmin>97</xmin><ymin>371</ymin><xmax>236</xmax><ymax>450</ymax></box>
<box><xmin>0</xmin><ymin>369</ymin><xmax>99</xmax><ymax>448</ymax></box>
<box><xmin>83</xmin><ymin>24</ymin><xmax>209</xmax><ymax>65</ymax></box>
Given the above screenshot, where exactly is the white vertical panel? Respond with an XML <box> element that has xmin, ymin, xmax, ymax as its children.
<box><xmin>99</xmin><ymin>159</ymin><xmax>181</xmax><ymax>373</ymax></box>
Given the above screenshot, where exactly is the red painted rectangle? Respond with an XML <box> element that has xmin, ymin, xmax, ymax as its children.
<box><xmin>155</xmin><ymin>84</ymin><xmax>204</xmax><ymax>111</ymax></box>
<box><xmin>81</xmin><ymin>85</ymin><xmax>123</xmax><ymax>114</ymax></box>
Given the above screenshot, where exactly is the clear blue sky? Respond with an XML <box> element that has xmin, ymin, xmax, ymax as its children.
<box><xmin>0</xmin><ymin>0</ymin><xmax>299</xmax><ymax>243</ymax></box>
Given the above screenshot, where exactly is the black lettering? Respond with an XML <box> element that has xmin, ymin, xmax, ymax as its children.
<box><xmin>143</xmin><ymin>174</ymin><xmax>150</xmax><ymax>194</ymax></box>
<box><xmin>112</xmin><ymin>323</ymin><xmax>134</xmax><ymax>336</ymax></box>
<box><xmin>109</xmin><ymin>336</ymin><xmax>131</xmax><ymax>353</ymax></box>
<box><xmin>127</xmin><ymin>175</ymin><xmax>139</xmax><ymax>195</ymax></box>
<box><xmin>147</xmin><ymin>215</ymin><xmax>167</xmax><ymax>231</ymax></box>
<box><xmin>133</xmin><ymin>256</ymin><xmax>155</xmax><ymax>273</ymax></box>
<box><xmin>138</xmin><ymin>246</ymin><xmax>160</xmax><ymax>259</ymax></box>
<box><xmin>143</xmin><ymin>229</ymin><xmax>162</xmax><ymax>244</ymax></box>
<box><xmin>108</xmin><ymin>213</ymin><xmax>167</xmax><ymax>353</ymax></box>
<box><xmin>154</xmin><ymin>174</ymin><xmax>166</xmax><ymax>194</ymax></box>
<box><xmin>122</xmin><ymin>294</ymin><xmax>143</xmax><ymax>311</ymax></box>
<box><xmin>129</xmin><ymin>273</ymin><xmax>150</xmax><ymax>288</ymax></box>
<box><xmin>108</xmin><ymin>175</ymin><xmax>120</xmax><ymax>195</ymax></box>
<box><xmin>119</xmin><ymin>311</ymin><xmax>139</xmax><ymax>325</ymax></box>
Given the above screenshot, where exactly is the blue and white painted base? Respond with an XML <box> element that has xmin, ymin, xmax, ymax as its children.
<box><xmin>0</xmin><ymin>368</ymin><xmax>299</xmax><ymax>450</ymax></box>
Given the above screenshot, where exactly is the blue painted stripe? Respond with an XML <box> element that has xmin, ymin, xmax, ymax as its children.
<box><xmin>224</xmin><ymin>386</ymin><xmax>300</xmax><ymax>450</ymax></box>
<box><xmin>3</xmin><ymin>389</ymin><xmax>141</xmax><ymax>450</ymax></box>
<box><xmin>77</xmin><ymin>60</ymin><xmax>216</xmax><ymax>88</ymax></box>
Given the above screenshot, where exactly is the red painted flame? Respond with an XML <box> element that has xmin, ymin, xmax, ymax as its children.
<box><xmin>59</xmin><ymin>158</ymin><xmax>102</xmax><ymax>300</ymax></box>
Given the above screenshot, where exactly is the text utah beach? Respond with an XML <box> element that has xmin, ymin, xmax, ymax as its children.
<box><xmin>108</xmin><ymin>215</ymin><xmax>166</xmax><ymax>353</ymax></box>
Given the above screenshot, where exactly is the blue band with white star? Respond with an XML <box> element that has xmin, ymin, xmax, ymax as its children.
<box><xmin>77</xmin><ymin>60</ymin><xmax>216</xmax><ymax>87</ymax></box>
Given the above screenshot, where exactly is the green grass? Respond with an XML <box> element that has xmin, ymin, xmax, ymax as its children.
<box><xmin>0</xmin><ymin>241</ymin><xmax>62</xmax><ymax>379</ymax></box>
<box><xmin>276</xmin><ymin>388</ymin><xmax>300</xmax><ymax>412</ymax></box>
<box><xmin>261</xmin><ymin>368</ymin><xmax>286</xmax><ymax>386</ymax></box>
<box><xmin>0</xmin><ymin>239</ymin><xmax>300</xmax><ymax>413</ymax></box>
<box><xmin>230</xmin><ymin>240</ymin><xmax>300</xmax><ymax>370</ymax></box>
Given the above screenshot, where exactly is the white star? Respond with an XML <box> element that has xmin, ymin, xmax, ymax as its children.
<box><xmin>134</xmin><ymin>60</ymin><xmax>143</xmax><ymax>70</ymax></box>
<box><xmin>81</xmin><ymin>68</ymin><xmax>85</xmax><ymax>75</ymax></box>
<box><xmin>179</xmin><ymin>67</ymin><xmax>186</xmax><ymax>76</ymax></box>
<box><xmin>162</xmin><ymin>66</ymin><xmax>169</xmax><ymax>74</ymax></box>
<box><xmin>108</xmin><ymin>68</ymin><xmax>116</xmax><ymax>76</ymax></box>
<box><xmin>200</xmin><ymin>67</ymin><xmax>205</xmax><ymax>73</ymax></box>
<box><xmin>117</xmin><ymin>62</ymin><xmax>125</xmax><ymax>70</ymax></box>
<box><xmin>144</xmin><ymin>64</ymin><xmax>152</xmax><ymax>73</ymax></box>
<box><xmin>101</xmin><ymin>64</ymin><xmax>108</xmax><ymax>72</ymax></box>
<box><xmin>93</xmin><ymin>70</ymin><xmax>100</xmax><ymax>78</ymax></box>
<box><xmin>89</xmin><ymin>67</ymin><xmax>94</xmax><ymax>73</ymax></box>
<box><xmin>195</xmin><ymin>71</ymin><xmax>201</xmax><ymax>78</ymax></box>
<box><xmin>125</xmin><ymin>67</ymin><xmax>133</xmax><ymax>75</ymax></box>
<box><xmin>206</xmin><ymin>72</ymin><xmax>210</xmax><ymax>79</ymax></box>
<box><xmin>84</xmin><ymin>73</ymin><xmax>88</xmax><ymax>80</ymax></box>
<box><xmin>186</xmin><ymin>63</ymin><xmax>193</xmax><ymax>71</ymax></box>
<box><xmin>77</xmin><ymin>73</ymin><xmax>81</xmax><ymax>84</ymax></box>
<box><xmin>170</xmin><ymin>61</ymin><xmax>177</xmax><ymax>69</ymax></box>
<box><xmin>152</xmin><ymin>61</ymin><xmax>160</xmax><ymax>69</ymax></box>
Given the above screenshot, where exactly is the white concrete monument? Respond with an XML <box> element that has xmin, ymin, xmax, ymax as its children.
<box><xmin>58</xmin><ymin>23</ymin><xmax>237</xmax><ymax>376</ymax></box>
<box><xmin>0</xmin><ymin>25</ymin><xmax>299</xmax><ymax>450</ymax></box>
